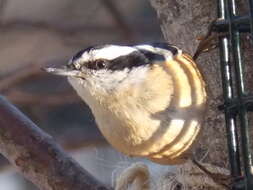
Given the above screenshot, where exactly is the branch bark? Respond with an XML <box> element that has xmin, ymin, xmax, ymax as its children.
<box><xmin>0</xmin><ymin>96</ymin><xmax>111</xmax><ymax>190</ymax></box>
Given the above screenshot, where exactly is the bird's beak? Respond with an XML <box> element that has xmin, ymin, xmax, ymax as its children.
<box><xmin>43</xmin><ymin>67</ymin><xmax>85</xmax><ymax>78</ymax></box>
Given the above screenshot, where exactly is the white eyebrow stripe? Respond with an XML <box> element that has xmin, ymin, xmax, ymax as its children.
<box><xmin>80</xmin><ymin>45</ymin><xmax>137</xmax><ymax>62</ymax></box>
<box><xmin>135</xmin><ymin>45</ymin><xmax>157</xmax><ymax>52</ymax></box>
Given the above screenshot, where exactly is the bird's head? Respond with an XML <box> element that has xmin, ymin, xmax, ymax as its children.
<box><xmin>44</xmin><ymin>43</ymin><xmax>178</xmax><ymax>105</ymax></box>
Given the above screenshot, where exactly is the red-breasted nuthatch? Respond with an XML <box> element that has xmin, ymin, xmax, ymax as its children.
<box><xmin>45</xmin><ymin>42</ymin><xmax>207</xmax><ymax>165</ymax></box>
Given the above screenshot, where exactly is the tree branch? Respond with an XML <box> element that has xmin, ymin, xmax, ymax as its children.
<box><xmin>0</xmin><ymin>96</ymin><xmax>111</xmax><ymax>190</ymax></box>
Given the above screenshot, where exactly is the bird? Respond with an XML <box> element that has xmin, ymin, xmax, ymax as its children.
<box><xmin>44</xmin><ymin>42</ymin><xmax>207</xmax><ymax>165</ymax></box>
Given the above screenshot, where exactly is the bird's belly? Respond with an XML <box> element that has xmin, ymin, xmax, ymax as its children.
<box><xmin>93</xmin><ymin>107</ymin><xmax>203</xmax><ymax>165</ymax></box>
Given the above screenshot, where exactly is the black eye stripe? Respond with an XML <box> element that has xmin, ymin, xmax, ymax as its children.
<box><xmin>71</xmin><ymin>50</ymin><xmax>166</xmax><ymax>71</ymax></box>
<box><xmin>84</xmin><ymin>60</ymin><xmax>108</xmax><ymax>70</ymax></box>
<box><xmin>107</xmin><ymin>51</ymin><xmax>150</xmax><ymax>71</ymax></box>
<box><xmin>138</xmin><ymin>50</ymin><xmax>165</xmax><ymax>61</ymax></box>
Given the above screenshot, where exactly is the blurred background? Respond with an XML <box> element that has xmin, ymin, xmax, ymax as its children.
<box><xmin>0</xmin><ymin>0</ymin><xmax>170</xmax><ymax>189</ymax></box>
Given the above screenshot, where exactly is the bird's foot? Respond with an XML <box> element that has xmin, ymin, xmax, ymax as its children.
<box><xmin>193</xmin><ymin>19</ymin><xmax>228</xmax><ymax>60</ymax></box>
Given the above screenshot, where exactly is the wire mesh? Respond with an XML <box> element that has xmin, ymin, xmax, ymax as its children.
<box><xmin>216</xmin><ymin>0</ymin><xmax>253</xmax><ymax>189</ymax></box>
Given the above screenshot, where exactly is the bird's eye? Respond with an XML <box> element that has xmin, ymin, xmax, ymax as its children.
<box><xmin>94</xmin><ymin>60</ymin><xmax>107</xmax><ymax>70</ymax></box>
<box><xmin>85</xmin><ymin>60</ymin><xmax>108</xmax><ymax>70</ymax></box>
